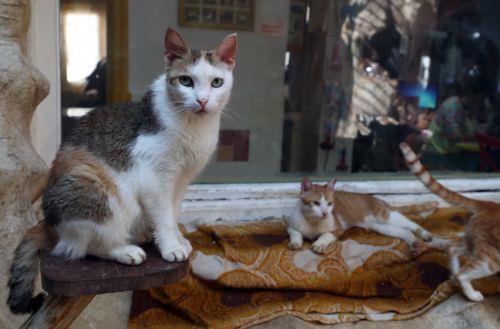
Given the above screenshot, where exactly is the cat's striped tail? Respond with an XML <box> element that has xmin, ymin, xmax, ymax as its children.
<box><xmin>7</xmin><ymin>221</ymin><xmax>51</xmax><ymax>314</ymax></box>
<box><xmin>399</xmin><ymin>143</ymin><xmax>478</xmax><ymax>211</ymax></box>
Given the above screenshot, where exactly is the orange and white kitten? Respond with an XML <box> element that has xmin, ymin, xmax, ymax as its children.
<box><xmin>400</xmin><ymin>143</ymin><xmax>500</xmax><ymax>302</ymax></box>
<box><xmin>286</xmin><ymin>177</ymin><xmax>438</xmax><ymax>254</ymax></box>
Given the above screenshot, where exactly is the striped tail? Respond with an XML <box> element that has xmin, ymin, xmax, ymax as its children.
<box><xmin>7</xmin><ymin>221</ymin><xmax>50</xmax><ymax>314</ymax></box>
<box><xmin>399</xmin><ymin>143</ymin><xmax>478</xmax><ymax>211</ymax></box>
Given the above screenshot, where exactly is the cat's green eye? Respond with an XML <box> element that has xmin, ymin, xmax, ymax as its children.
<box><xmin>211</xmin><ymin>78</ymin><xmax>224</xmax><ymax>88</ymax></box>
<box><xmin>313</xmin><ymin>201</ymin><xmax>320</xmax><ymax>206</ymax></box>
<box><xmin>328</xmin><ymin>202</ymin><xmax>333</xmax><ymax>206</ymax></box>
<box><xmin>179</xmin><ymin>75</ymin><xmax>194</xmax><ymax>87</ymax></box>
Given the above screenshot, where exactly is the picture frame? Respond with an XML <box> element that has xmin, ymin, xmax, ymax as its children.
<box><xmin>179</xmin><ymin>0</ymin><xmax>255</xmax><ymax>31</ymax></box>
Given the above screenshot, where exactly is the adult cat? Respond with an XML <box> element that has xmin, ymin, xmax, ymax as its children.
<box><xmin>8</xmin><ymin>28</ymin><xmax>237</xmax><ymax>314</ymax></box>
<box><xmin>286</xmin><ymin>177</ymin><xmax>438</xmax><ymax>254</ymax></box>
<box><xmin>400</xmin><ymin>142</ymin><xmax>500</xmax><ymax>302</ymax></box>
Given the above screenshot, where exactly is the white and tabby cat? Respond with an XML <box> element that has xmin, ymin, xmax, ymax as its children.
<box><xmin>8</xmin><ymin>28</ymin><xmax>237</xmax><ymax>314</ymax></box>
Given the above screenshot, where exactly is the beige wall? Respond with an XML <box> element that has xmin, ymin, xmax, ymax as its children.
<box><xmin>128</xmin><ymin>0</ymin><xmax>289</xmax><ymax>180</ymax></box>
<box><xmin>29</xmin><ymin>0</ymin><xmax>60</xmax><ymax>165</ymax></box>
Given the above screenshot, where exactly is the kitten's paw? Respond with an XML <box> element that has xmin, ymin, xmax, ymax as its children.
<box><xmin>160</xmin><ymin>242</ymin><xmax>191</xmax><ymax>262</ymax></box>
<box><xmin>311</xmin><ymin>241</ymin><xmax>331</xmax><ymax>254</ymax></box>
<box><xmin>427</xmin><ymin>237</ymin><xmax>452</xmax><ymax>250</ymax></box>
<box><xmin>410</xmin><ymin>240</ymin><xmax>430</xmax><ymax>257</ymax></box>
<box><xmin>464</xmin><ymin>289</ymin><xmax>484</xmax><ymax>302</ymax></box>
<box><xmin>110</xmin><ymin>245</ymin><xmax>146</xmax><ymax>265</ymax></box>
<box><xmin>417</xmin><ymin>229</ymin><xmax>433</xmax><ymax>242</ymax></box>
<box><xmin>288</xmin><ymin>240</ymin><xmax>302</xmax><ymax>250</ymax></box>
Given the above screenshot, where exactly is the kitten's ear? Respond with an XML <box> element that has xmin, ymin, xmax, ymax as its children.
<box><xmin>301</xmin><ymin>177</ymin><xmax>312</xmax><ymax>194</ymax></box>
<box><xmin>215</xmin><ymin>33</ymin><xmax>237</xmax><ymax>67</ymax></box>
<box><xmin>164</xmin><ymin>28</ymin><xmax>189</xmax><ymax>63</ymax></box>
<box><xmin>326</xmin><ymin>178</ymin><xmax>337</xmax><ymax>192</ymax></box>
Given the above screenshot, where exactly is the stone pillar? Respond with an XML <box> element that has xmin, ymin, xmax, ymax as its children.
<box><xmin>0</xmin><ymin>0</ymin><xmax>49</xmax><ymax>326</ymax></box>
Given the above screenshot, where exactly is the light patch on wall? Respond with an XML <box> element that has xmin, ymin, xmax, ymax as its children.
<box><xmin>258</xmin><ymin>21</ymin><xmax>284</xmax><ymax>37</ymax></box>
<box><xmin>65</xmin><ymin>12</ymin><xmax>100</xmax><ymax>83</ymax></box>
<box><xmin>284</xmin><ymin>51</ymin><xmax>290</xmax><ymax>66</ymax></box>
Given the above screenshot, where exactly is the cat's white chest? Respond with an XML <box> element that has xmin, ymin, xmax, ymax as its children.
<box><xmin>288</xmin><ymin>213</ymin><xmax>334</xmax><ymax>240</ymax></box>
<box><xmin>178</xmin><ymin>117</ymin><xmax>219</xmax><ymax>171</ymax></box>
<box><xmin>131</xmin><ymin>122</ymin><xmax>218</xmax><ymax>177</ymax></box>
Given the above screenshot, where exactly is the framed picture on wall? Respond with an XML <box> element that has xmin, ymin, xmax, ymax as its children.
<box><xmin>179</xmin><ymin>0</ymin><xmax>255</xmax><ymax>31</ymax></box>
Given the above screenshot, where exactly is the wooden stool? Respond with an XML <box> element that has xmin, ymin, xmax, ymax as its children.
<box><xmin>22</xmin><ymin>244</ymin><xmax>188</xmax><ymax>329</ymax></box>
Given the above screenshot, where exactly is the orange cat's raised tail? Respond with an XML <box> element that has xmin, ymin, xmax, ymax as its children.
<box><xmin>399</xmin><ymin>143</ymin><xmax>478</xmax><ymax>211</ymax></box>
<box><xmin>400</xmin><ymin>142</ymin><xmax>500</xmax><ymax>302</ymax></box>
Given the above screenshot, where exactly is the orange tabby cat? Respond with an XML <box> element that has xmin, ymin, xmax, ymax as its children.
<box><xmin>286</xmin><ymin>177</ymin><xmax>438</xmax><ymax>254</ymax></box>
<box><xmin>400</xmin><ymin>142</ymin><xmax>500</xmax><ymax>302</ymax></box>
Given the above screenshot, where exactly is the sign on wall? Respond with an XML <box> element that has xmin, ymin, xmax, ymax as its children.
<box><xmin>178</xmin><ymin>0</ymin><xmax>255</xmax><ymax>31</ymax></box>
<box><xmin>258</xmin><ymin>21</ymin><xmax>283</xmax><ymax>38</ymax></box>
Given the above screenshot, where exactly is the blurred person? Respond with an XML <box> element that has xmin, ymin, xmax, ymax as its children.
<box><xmin>427</xmin><ymin>78</ymin><xmax>488</xmax><ymax>154</ymax></box>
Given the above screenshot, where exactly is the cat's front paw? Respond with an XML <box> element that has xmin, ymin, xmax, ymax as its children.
<box><xmin>288</xmin><ymin>240</ymin><xmax>303</xmax><ymax>250</ymax></box>
<box><xmin>110</xmin><ymin>245</ymin><xmax>146</xmax><ymax>265</ymax></box>
<box><xmin>160</xmin><ymin>242</ymin><xmax>191</xmax><ymax>262</ymax></box>
<box><xmin>416</xmin><ymin>229</ymin><xmax>433</xmax><ymax>242</ymax></box>
<box><xmin>311</xmin><ymin>240</ymin><xmax>331</xmax><ymax>254</ymax></box>
<box><xmin>410</xmin><ymin>240</ymin><xmax>427</xmax><ymax>257</ymax></box>
<box><xmin>463</xmin><ymin>289</ymin><xmax>484</xmax><ymax>302</ymax></box>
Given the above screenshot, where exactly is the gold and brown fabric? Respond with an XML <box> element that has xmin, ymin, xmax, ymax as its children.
<box><xmin>129</xmin><ymin>208</ymin><xmax>500</xmax><ymax>328</ymax></box>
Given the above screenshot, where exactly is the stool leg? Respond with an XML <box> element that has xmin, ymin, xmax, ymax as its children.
<box><xmin>21</xmin><ymin>295</ymin><xmax>95</xmax><ymax>329</ymax></box>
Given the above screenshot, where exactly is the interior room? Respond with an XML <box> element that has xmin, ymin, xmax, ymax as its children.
<box><xmin>58</xmin><ymin>0</ymin><xmax>500</xmax><ymax>182</ymax></box>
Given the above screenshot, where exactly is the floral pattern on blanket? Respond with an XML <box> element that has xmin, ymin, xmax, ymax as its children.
<box><xmin>129</xmin><ymin>208</ymin><xmax>500</xmax><ymax>329</ymax></box>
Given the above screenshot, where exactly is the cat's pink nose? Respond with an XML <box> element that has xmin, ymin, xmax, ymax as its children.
<box><xmin>197</xmin><ymin>99</ymin><xmax>208</xmax><ymax>108</ymax></box>
<box><xmin>322</xmin><ymin>212</ymin><xmax>327</xmax><ymax>218</ymax></box>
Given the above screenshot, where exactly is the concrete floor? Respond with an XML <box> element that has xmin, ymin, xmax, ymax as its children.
<box><xmin>69</xmin><ymin>292</ymin><xmax>499</xmax><ymax>328</ymax></box>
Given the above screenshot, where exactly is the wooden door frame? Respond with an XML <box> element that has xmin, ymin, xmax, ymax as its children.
<box><xmin>106</xmin><ymin>0</ymin><xmax>131</xmax><ymax>103</ymax></box>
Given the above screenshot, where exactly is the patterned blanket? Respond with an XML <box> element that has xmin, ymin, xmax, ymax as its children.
<box><xmin>129</xmin><ymin>208</ymin><xmax>500</xmax><ymax>328</ymax></box>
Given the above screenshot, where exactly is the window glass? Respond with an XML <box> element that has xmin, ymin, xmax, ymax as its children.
<box><xmin>59</xmin><ymin>0</ymin><xmax>500</xmax><ymax>183</ymax></box>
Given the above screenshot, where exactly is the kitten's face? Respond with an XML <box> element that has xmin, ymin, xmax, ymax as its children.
<box><xmin>163</xmin><ymin>29</ymin><xmax>236</xmax><ymax>116</ymax></box>
<box><xmin>300</xmin><ymin>178</ymin><xmax>336</xmax><ymax>221</ymax></box>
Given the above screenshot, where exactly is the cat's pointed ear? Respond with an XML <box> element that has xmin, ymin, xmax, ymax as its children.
<box><xmin>164</xmin><ymin>28</ymin><xmax>189</xmax><ymax>63</ymax></box>
<box><xmin>301</xmin><ymin>177</ymin><xmax>312</xmax><ymax>194</ymax></box>
<box><xmin>215</xmin><ymin>33</ymin><xmax>237</xmax><ymax>67</ymax></box>
<box><xmin>326</xmin><ymin>178</ymin><xmax>337</xmax><ymax>192</ymax></box>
